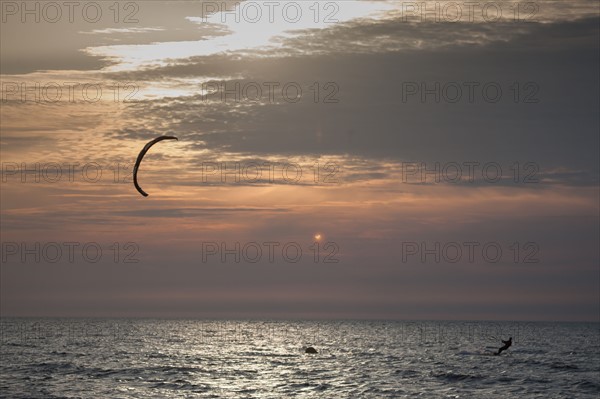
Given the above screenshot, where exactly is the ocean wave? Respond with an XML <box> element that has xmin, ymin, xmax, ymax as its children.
<box><xmin>432</xmin><ymin>371</ymin><xmax>486</xmax><ymax>382</ymax></box>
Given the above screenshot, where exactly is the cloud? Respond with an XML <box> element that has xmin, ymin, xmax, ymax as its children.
<box><xmin>1</xmin><ymin>1</ymin><xmax>598</xmax><ymax>320</ymax></box>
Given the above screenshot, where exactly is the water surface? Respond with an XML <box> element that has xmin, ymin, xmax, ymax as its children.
<box><xmin>1</xmin><ymin>319</ymin><xmax>598</xmax><ymax>398</ymax></box>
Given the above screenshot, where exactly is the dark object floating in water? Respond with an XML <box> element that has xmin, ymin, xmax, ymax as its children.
<box><xmin>133</xmin><ymin>135</ymin><xmax>178</xmax><ymax>197</ymax></box>
<box><xmin>305</xmin><ymin>347</ymin><xmax>318</xmax><ymax>354</ymax></box>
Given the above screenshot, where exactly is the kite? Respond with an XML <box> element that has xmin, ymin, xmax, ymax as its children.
<box><xmin>133</xmin><ymin>136</ymin><xmax>178</xmax><ymax>197</ymax></box>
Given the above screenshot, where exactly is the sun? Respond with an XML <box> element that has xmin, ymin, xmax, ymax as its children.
<box><xmin>314</xmin><ymin>234</ymin><xmax>322</xmax><ymax>241</ymax></box>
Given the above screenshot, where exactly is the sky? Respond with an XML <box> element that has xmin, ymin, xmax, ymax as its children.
<box><xmin>0</xmin><ymin>0</ymin><xmax>598</xmax><ymax>321</ymax></box>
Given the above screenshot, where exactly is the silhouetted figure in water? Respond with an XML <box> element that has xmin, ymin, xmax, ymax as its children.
<box><xmin>305</xmin><ymin>347</ymin><xmax>318</xmax><ymax>354</ymax></box>
<box><xmin>495</xmin><ymin>337</ymin><xmax>512</xmax><ymax>355</ymax></box>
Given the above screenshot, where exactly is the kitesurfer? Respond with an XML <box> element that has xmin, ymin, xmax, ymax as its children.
<box><xmin>494</xmin><ymin>337</ymin><xmax>512</xmax><ymax>356</ymax></box>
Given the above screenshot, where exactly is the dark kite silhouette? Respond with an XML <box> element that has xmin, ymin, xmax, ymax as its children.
<box><xmin>133</xmin><ymin>136</ymin><xmax>178</xmax><ymax>197</ymax></box>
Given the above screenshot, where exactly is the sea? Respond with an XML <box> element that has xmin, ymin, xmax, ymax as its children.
<box><xmin>0</xmin><ymin>319</ymin><xmax>598</xmax><ymax>398</ymax></box>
